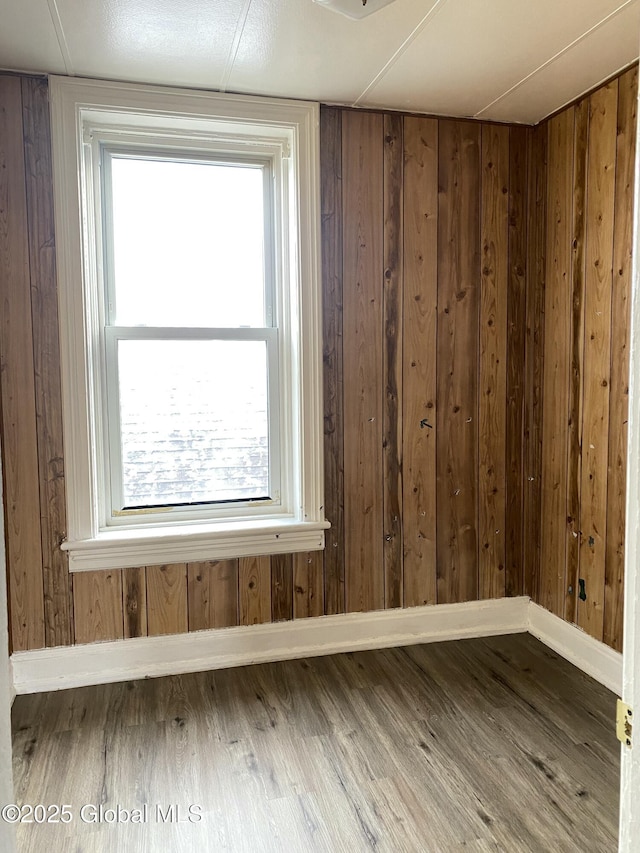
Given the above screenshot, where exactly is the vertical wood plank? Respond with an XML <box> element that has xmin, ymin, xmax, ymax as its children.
<box><xmin>212</xmin><ymin>559</ymin><xmax>239</xmax><ymax>629</ymax></box>
<box><xmin>270</xmin><ymin>553</ymin><xmax>293</xmax><ymax>623</ymax></box>
<box><xmin>187</xmin><ymin>560</ymin><xmax>239</xmax><ymax>630</ymax></box>
<box><xmin>479</xmin><ymin>124</ymin><xmax>508</xmax><ymax>600</ymax></box>
<box><xmin>21</xmin><ymin>76</ymin><xmax>73</xmax><ymax>648</ymax></box>
<box><xmin>523</xmin><ymin>124</ymin><xmax>547</xmax><ymax>601</ymax></box>
<box><xmin>577</xmin><ymin>81</ymin><xmax>618</xmax><ymax>641</ymax></box>
<box><xmin>402</xmin><ymin>116</ymin><xmax>438</xmax><ymax>608</ymax></box>
<box><xmin>146</xmin><ymin>563</ymin><xmax>188</xmax><ymax>637</ymax></box>
<box><xmin>320</xmin><ymin>106</ymin><xmax>345</xmax><ymax>616</ymax></box>
<box><xmin>73</xmin><ymin>570</ymin><xmax>123</xmax><ymax>644</ymax></box>
<box><xmin>293</xmin><ymin>551</ymin><xmax>324</xmax><ymax>619</ymax></box>
<box><xmin>186</xmin><ymin>562</ymin><xmax>210</xmax><ymax>633</ymax></box>
<box><xmin>239</xmin><ymin>555</ymin><xmax>271</xmax><ymax>625</ymax></box>
<box><xmin>122</xmin><ymin>567</ymin><xmax>147</xmax><ymax>639</ymax></box>
<box><xmin>382</xmin><ymin>113</ymin><xmax>403</xmax><ymax>609</ymax></box>
<box><xmin>342</xmin><ymin>110</ymin><xmax>384</xmax><ymax>613</ymax></box>
<box><xmin>505</xmin><ymin>125</ymin><xmax>528</xmax><ymax>597</ymax></box>
<box><xmin>436</xmin><ymin>120</ymin><xmax>481</xmax><ymax>604</ymax></box>
<box><xmin>564</xmin><ymin>98</ymin><xmax>589</xmax><ymax>626</ymax></box>
<box><xmin>605</xmin><ymin>66</ymin><xmax>637</xmax><ymax>651</ymax></box>
<box><xmin>0</xmin><ymin>76</ymin><xmax>45</xmax><ymax>651</ymax></box>
<box><xmin>540</xmin><ymin>109</ymin><xmax>574</xmax><ymax>617</ymax></box>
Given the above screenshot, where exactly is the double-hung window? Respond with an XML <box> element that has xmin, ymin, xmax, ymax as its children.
<box><xmin>103</xmin><ymin>153</ymin><xmax>278</xmax><ymax>515</ymax></box>
<box><xmin>50</xmin><ymin>77</ymin><xmax>327</xmax><ymax>571</ymax></box>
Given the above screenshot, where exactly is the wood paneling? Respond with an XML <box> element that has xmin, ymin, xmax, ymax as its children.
<box><xmin>187</xmin><ymin>560</ymin><xmax>239</xmax><ymax>631</ymax></box>
<box><xmin>531</xmin><ymin>69</ymin><xmax>637</xmax><ymax>645</ymax></box>
<box><xmin>0</xmin><ymin>85</ymin><xmax>532</xmax><ymax>648</ymax></box>
<box><xmin>342</xmin><ymin>110</ymin><xmax>384</xmax><ymax>614</ymax></box>
<box><xmin>239</xmin><ymin>555</ymin><xmax>271</xmax><ymax>625</ymax></box>
<box><xmin>604</xmin><ymin>66</ymin><xmax>637</xmax><ymax>652</ymax></box>
<box><xmin>21</xmin><ymin>77</ymin><xmax>72</xmax><ymax>648</ymax></box>
<box><xmin>320</xmin><ymin>106</ymin><xmax>345</xmax><ymax>617</ymax></box>
<box><xmin>382</xmin><ymin>112</ymin><xmax>403</xmax><ymax>610</ymax></box>
<box><xmin>523</xmin><ymin>125</ymin><xmax>547</xmax><ymax>601</ymax></box>
<box><xmin>73</xmin><ymin>571</ymin><xmax>123</xmax><ymax>644</ymax></box>
<box><xmin>402</xmin><ymin>117</ymin><xmax>438</xmax><ymax>608</ymax></box>
<box><xmin>577</xmin><ymin>81</ymin><xmax>618</xmax><ymax>641</ymax></box>
<box><xmin>293</xmin><ymin>551</ymin><xmax>323</xmax><ymax>619</ymax></box>
<box><xmin>146</xmin><ymin>564</ymin><xmax>188</xmax><ymax>637</ymax></box>
<box><xmin>539</xmin><ymin>108</ymin><xmax>574</xmax><ymax>618</ymax></box>
<box><xmin>564</xmin><ymin>97</ymin><xmax>588</xmax><ymax>626</ymax></box>
<box><xmin>123</xmin><ymin>567</ymin><xmax>147</xmax><ymax>639</ymax></box>
<box><xmin>270</xmin><ymin>554</ymin><xmax>293</xmax><ymax>623</ymax></box>
<box><xmin>479</xmin><ymin>124</ymin><xmax>508</xmax><ymax>600</ymax></box>
<box><xmin>436</xmin><ymin>120</ymin><xmax>481</xmax><ymax>605</ymax></box>
<box><xmin>506</xmin><ymin>125</ymin><xmax>528</xmax><ymax>598</ymax></box>
<box><xmin>0</xmin><ymin>76</ymin><xmax>45</xmax><ymax>651</ymax></box>
<box><xmin>3</xmin><ymin>70</ymin><xmax>634</xmax><ymax>654</ymax></box>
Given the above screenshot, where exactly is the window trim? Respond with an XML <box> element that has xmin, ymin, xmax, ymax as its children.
<box><xmin>49</xmin><ymin>76</ymin><xmax>328</xmax><ymax>572</ymax></box>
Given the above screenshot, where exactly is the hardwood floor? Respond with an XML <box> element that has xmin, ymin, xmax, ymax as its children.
<box><xmin>11</xmin><ymin>634</ymin><xmax>619</xmax><ymax>852</ymax></box>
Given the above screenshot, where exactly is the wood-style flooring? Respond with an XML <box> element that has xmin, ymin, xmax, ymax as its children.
<box><xmin>11</xmin><ymin>633</ymin><xmax>619</xmax><ymax>852</ymax></box>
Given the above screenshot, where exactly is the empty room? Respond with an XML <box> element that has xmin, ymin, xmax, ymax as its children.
<box><xmin>1</xmin><ymin>0</ymin><xmax>640</xmax><ymax>851</ymax></box>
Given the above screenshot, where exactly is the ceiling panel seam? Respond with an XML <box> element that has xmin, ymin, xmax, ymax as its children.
<box><xmin>220</xmin><ymin>0</ymin><xmax>254</xmax><ymax>92</ymax></box>
<box><xmin>473</xmin><ymin>0</ymin><xmax>637</xmax><ymax>119</ymax></box>
<box><xmin>352</xmin><ymin>0</ymin><xmax>451</xmax><ymax>106</ymax></box>
<box><xmin>45</xmin><ymin>0</ymin><xmax>74</xmax><ymax>75</ymax></box>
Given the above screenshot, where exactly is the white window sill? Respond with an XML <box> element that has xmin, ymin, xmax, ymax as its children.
<box><xmin>62</xmin><ymin>518</ymin><xmax>330</xmax><ymax>572</ymax></box>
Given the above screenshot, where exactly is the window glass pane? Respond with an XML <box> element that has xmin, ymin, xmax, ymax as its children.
<box><xmin>109</xmin><ymin>157</ymin><xmax>266</xmax><ymax>327</ymax></box>
<box><xmin>117</xmin><ymin>340</ymin><xmax>270</xmax><ymax>508</ymax></box>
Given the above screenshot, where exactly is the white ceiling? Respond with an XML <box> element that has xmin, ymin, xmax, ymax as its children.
<box><xmin>0</xmin><ymin>0</ymin><xmax>638</xmax><ymax>124</ymax></box>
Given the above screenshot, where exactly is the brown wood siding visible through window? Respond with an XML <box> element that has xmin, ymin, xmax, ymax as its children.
<box><xmin>0</xmin><ymin>69</ymin><xmax>635</xmax><ymax>652</ymax></box>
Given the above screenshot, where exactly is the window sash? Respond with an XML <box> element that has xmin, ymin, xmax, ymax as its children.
<box><xmin>100</xmin><ymin>146</ymin><xmax>277</xmax><ymax>329</ymax></box>
<box><xmin>103</xmin><ymin>326</ymin><xmax>281</xmax><ymax>527</ymax></box>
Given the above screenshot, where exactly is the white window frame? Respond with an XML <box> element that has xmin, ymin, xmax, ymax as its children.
<box><xmin>49</xmin><ymin>76</ymin><xmax>328</xmax><ymax>572</ymax></box>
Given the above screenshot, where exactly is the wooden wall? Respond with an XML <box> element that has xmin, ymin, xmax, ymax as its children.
<box><xmin>0</xmin><ymin>69</ymin><xmax>635</xmax><ymax>654</ymax></box>
<box><xmin>0</xmin><ymin>74</ymin><xmax>532</xmax><ymax>651</ymax></box>
<box><xmin>531</xmin><ymin>66</ymin><xmax>637</xmax><ymax>652</ymax></box>
<box><xmin>326</xmin><ymin>110</ymin><xmax>531</xmax><ymax>613</ymax></box>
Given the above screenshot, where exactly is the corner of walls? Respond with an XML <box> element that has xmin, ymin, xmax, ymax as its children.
<box><xmin>11</xmin><ymin>596</ymin><xmax>623</xmax><ymax>698</ymax></box>
<box><xmin>528</xmin><ymin>600</ymin><xmax>622</xmax><ymax>694</ymax></box>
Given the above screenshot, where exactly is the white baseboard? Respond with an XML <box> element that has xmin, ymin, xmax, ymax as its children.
<box><xmin>527</xmin><ymin>601</ymin><xmax>623</xmax><ymax>694</ymax></box>
<box><xmin>11</xmin><ymin>596</ymin><xmax>530</xmax><ymax>695</ymax></box>
<box><xmin>10</xmin><ymin>596</ymin><xmax>623</xmax><ymax>697</ymax></box>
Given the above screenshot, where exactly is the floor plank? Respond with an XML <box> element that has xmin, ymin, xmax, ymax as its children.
<box><xmin>12</xmin><ymin>634</ymin><xmax>618</xmax><ymax>852</ymax></box>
